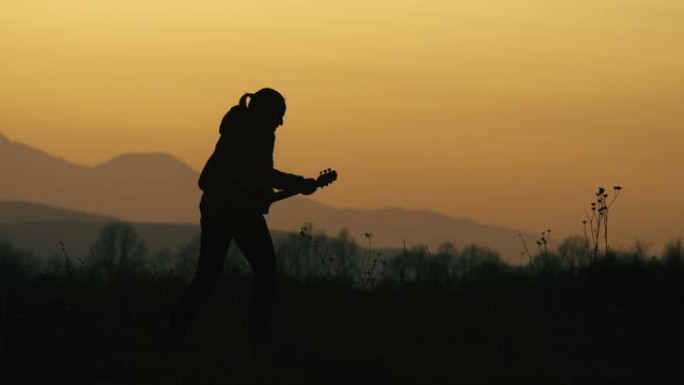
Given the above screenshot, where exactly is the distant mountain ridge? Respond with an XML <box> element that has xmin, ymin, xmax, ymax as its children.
<box><xmin>0</xmin><ymin>132</ymin><xmax>201</xmax><ymax>223</ymax></box>
<box><xmin>0</xmin><ymin>201</ymin><xmax>117</xmax><ymax>223</ymax></box>
<box><xmin>97</xmin><ymin>153</ymin><xmax>197</xmax><ymax>174</ymax></box>
<box><xmin>0</xmin><ymin>132</ymin><xmax>545</xmax><ymax>262</ymax></box>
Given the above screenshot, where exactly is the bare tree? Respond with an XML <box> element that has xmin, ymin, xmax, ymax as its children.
<box><xmin>92</xmin><ymin>222</ymin><xmax>147</xmax><ymax>282</ymax></box>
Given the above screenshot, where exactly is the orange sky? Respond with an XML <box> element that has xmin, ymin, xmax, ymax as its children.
<box><xmin>1</xmin><ymin>0</ymin><xmax>683</xmax><ymax>251</ymax></box>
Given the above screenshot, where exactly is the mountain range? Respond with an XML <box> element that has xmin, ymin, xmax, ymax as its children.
<box><xmin>0</xmin><ymin>132</ymin><xmax>199</xmax><ymax>223</ymax></box>
<box><xmin>0</xmin><ymin>132</ymin><xmax>546</xmax><ymax>262</ymax></box>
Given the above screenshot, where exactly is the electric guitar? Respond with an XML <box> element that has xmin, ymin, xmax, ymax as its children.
<box><xmin>264</xmin><ymin>168</ymin><xmax>338</xmax><ymax>213</ymax></box>
<box><xmin>205</xmin><ymin>169</ymin><xmax>338</xmax><ymax>214</ymax></box>
<box><xmin>272</xmin><ymin>168</ymin><xmax>337</xmax><ymax>203</ymax></box>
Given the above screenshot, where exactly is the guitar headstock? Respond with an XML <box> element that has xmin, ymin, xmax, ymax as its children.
<box><xmin>315</xmin><ymin>168</ymin><xmax>338</xmax><ymax>188</ymax></box>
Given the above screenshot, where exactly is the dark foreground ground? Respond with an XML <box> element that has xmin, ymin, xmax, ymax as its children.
<box><xmin>2</xmin><ymin>258</ymin><xmax>684</xmax><ymax>385</ymax></box>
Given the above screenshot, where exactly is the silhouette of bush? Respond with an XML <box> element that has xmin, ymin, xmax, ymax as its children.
<box><xmin>557</xmin><ymin>235</ymin><xmax>591</xmax><ymax>269</ymax></box>
<box><xmin>662</xmin><ymin>239</ymin><xmax>684</xmax><ymax>269</ymax></box>
<box><xmin>277</xmin><ymin>226</ymin><xmax>363</xmax><ymax>284</ymax></box>
<box><xmin>383</xmin><ymin>243</ymin><xmax>502</xmax><ymax>285</ymax></box>
<box><xmin>456</xmin><ymin>244</ymin><xmax>502</xmax><ymax>278</ymax></box>
<box><xmin>0</xmin><ymin>241</ymin><xmax>29</xmax><ymax>286</ymax></box>
<box><xmin>91</xmin><ymin>222</ymin><xmax>147</xmax><ymax>282</ymax></box>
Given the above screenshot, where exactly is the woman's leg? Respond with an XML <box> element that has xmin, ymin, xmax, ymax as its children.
<box><xmin>165</xmin><ymin>215</ymin><xmax>232</xmax><ymax>340</ymax></box>
<box><xmin>233</xmin><ymin>214</ymin><xmax>277</xmax><ymax>337</ymax></box>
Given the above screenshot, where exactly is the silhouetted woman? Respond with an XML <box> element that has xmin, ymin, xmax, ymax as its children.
<box><xmin>163</xmin><ymin>88</ymin><xmax>317</xmax><ymax>345</ymax></box>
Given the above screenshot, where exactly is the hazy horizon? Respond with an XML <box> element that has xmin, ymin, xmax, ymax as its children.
<box><xmin>2</xmin><ymin>1</ymin><xmax>682</xmax><ymax>251</ymax></box>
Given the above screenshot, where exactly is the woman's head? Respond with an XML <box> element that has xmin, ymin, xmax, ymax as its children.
<box><xmin>239</xmin><ymin>88</ymin><xmax>286</xmax><ymax>129</ymax></box>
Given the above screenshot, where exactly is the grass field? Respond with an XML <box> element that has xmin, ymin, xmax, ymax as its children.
<box><xmin>2</xmin><ymin>228</ymin><xmax>684</xmax><ymax>384</ymax></box>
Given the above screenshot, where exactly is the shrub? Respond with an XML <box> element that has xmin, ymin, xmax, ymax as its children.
<box><xmin>91</xmin><ymin>222</ymin><xmax>147</xmax><ymax>282</ymax></box>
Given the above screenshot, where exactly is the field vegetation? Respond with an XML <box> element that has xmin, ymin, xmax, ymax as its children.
<box><xmin>1</xmin><ymin>188</ymin><xmax>683</xmax><ymax>384</ymax></box>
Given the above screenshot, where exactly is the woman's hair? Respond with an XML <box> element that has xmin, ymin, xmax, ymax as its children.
<box><xmin>239</xmin><ymin>88</ymin><xmax>286</xmax><ymax>113</ymax></box>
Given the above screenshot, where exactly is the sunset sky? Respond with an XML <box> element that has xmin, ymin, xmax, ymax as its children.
<box><xmin>1</xmin><ymin>0</ymin><xmax>683</xmax><ymax>250</ymax></box>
